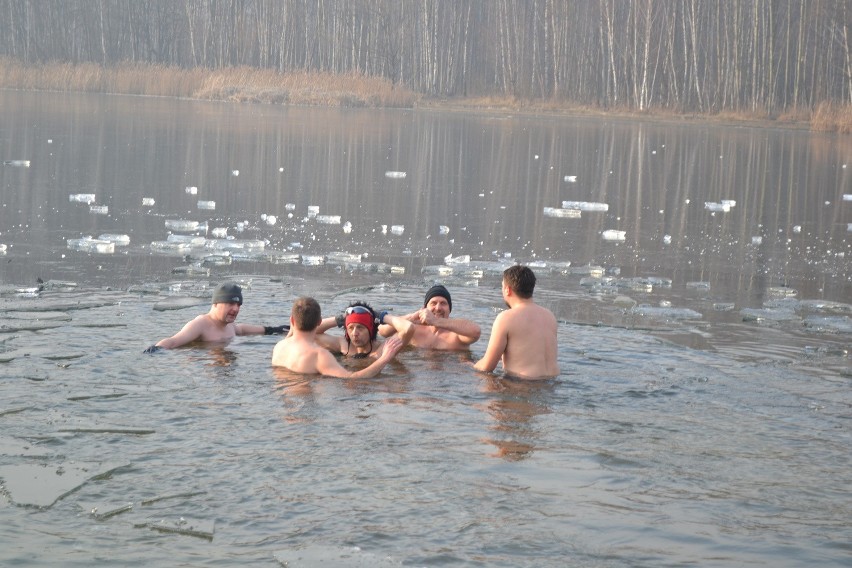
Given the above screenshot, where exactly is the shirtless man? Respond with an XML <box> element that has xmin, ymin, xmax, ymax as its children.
<box><xmin>474</xmin><ymin>266</ymin><xmax>559</xmax><ymax>379</ymax></box>
<box><xmin>315</xmin><ymin>301</ymin><xmax>415</xmax><ymax>358</ymax></box>
<box><xmin>272</xmin><ymin>297</ymin><xmax>404</xmax><ymax>378</ymax></box>
<box><xmin>145</xmin><ymin>281</ymin><xmax>288</xmax><ymax>351</ymax></box>
<box><xmin>379</xmin><ymin>284</ymin><xmax>480</xmax><ymax>350</ymax></box>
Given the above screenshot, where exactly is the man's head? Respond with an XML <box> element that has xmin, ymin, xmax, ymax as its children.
<box><xmin>344</xmin><ymin>302</ymin><xmax>379</xmax><ymax>346</ymax></box>
<box><xmin>212</xmin><ymin>282</ymin><xmax>243</xmax><ymax>305</ymax></box>
<box><xmin>424</xmin><ymin>284</ymin><xmax>452</xmax><ymax>318</ymax></box>
<box><xmin>291</xmin><ymin>297</ymin><xmax>322</xmax><ymax>331</ymax></box>
<box><xmin>503</xmin><ymin>265</ymin><xmax>536</xmax><ymax>299</ymax></box>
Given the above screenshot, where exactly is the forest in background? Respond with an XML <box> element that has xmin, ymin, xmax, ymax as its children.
<box><xmin>1</xmin><ymin>0</ymin><xmax>851</xmax><ymax>129</ymax></box>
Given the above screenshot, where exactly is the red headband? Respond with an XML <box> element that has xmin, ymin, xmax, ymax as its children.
<box><xmin>344</xmin><ymin>311</ymin><xmax>375</xmax><ymax>339</ymax></box>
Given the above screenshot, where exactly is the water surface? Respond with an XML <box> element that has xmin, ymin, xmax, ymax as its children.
<box><xmin>0</xmin><ymin>91</ymin><xmax>849</xmax><ymax>566</ymax></box>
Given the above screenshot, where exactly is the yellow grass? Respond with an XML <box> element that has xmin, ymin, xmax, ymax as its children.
<box><xmin>812</xmin><ymin>101</ymin><xmax>852</xmax><ymax>134</ymax></box>
<box><xmin>0</xmin><ymin>58</ymin><xmax>418</xmax><ymax>108</ymax></box>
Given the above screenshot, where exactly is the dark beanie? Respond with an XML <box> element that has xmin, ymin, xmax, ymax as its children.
<box><xmin>212</xmin><ymin>282</ymin><xmax>243</xmax><ymax>305</ymax></box>
<box><xmin>424</xmin><ymin>284</ymin><xmax>452</xmax><ymax>312</ymax></box>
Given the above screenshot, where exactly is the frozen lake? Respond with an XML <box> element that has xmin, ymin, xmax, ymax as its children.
<box><xmin>0</xmin><ymin>91</ymin><xmax>850</xmax><ymax>566</ymax></box>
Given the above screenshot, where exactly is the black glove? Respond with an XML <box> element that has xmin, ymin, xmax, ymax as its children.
<box><xmin>264</xmin><ymin>325</ymin><xmax>290</xmax><ymax>335</ymax></box>
<box><xmin>335</xmin><ymin>313</ymin><xmax>346</xmax><ymax>328</ymax></box>
<box><xmin>376</xmin><ymin>311</ymin><xmax>389</xmax><ymax>325</ymax></box>
<box><xmin>143</xmin><ymin>345</ymin><xmax>163</xmax><ymax>354</ymax></box>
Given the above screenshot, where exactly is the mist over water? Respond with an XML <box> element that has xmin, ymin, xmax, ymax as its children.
<box><xmin>0</xmin><ymin>91</ymin><xmax>849</xmax><ymax>566</ymax></box>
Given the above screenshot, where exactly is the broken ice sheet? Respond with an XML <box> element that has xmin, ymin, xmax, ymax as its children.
<box><xmin>83</xmin><ymin>501</ymin><xmax>134</xmax><ymax>520</ymax></box>
<box><xmin>0</xmin><ymin>435</ymin><xmax>53</xmax><ymax>458</ymax></box>
<box><xmin>143</xmin><ymin>517</ymin><xmax>215</xmax><ymax>540</ymax></box>
<box><xmin>0</xmin><ymin>460</ymin><xmax>129</xmax><ymax>508</ymax></box>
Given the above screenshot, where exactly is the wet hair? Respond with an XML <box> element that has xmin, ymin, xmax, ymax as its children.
<box><xmin>291</xmin><ymin>297</ymin><xmax>322</xmax><ymax>331</ymax></box>
<box><xmin>503</xmin><ymin>265</ymin><xmax>536</xmax><ymax>299</ymax></box>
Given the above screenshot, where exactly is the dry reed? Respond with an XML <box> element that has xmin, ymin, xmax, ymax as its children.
<box><xmin>0</xmin><ymin>58</ymin><xmax>417</xmax><ymax>108</ymax></box>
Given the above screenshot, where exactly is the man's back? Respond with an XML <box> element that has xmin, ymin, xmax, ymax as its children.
<box><xmin>272</xmin><ymin>335</ymin><xmax>328</xmax><ymax>374</ymax></box>
<box><xmin>493</xmin><ymin>302</ymin><xmax>559</xmax><ymax>378</ymax></box>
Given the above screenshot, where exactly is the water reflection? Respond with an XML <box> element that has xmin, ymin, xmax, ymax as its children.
<box><xmin>478</xmin><ymin>375</ymin><xmax>555</xmax><ymax>461</ymax></box>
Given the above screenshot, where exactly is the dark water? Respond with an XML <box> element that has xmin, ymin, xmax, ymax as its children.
<box><xmin>0</xmin><ymin>91</ymin><xmax>849</xmax><ymax>566</ymax></box>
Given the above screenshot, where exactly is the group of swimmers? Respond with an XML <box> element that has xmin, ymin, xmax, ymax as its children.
<box><xmin>146</xmin><ymin>265</ymin><xmax>560</xmax><ymax>380</ymax></box>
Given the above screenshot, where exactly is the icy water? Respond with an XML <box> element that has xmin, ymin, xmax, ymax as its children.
<box><xmin>0</xmin><ymin>91</ymin><xmax>850</xmax><ymax>566</ymax></box>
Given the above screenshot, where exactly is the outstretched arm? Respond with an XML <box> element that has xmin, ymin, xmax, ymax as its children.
<box><xmin>235</xmin><ymin>323</ymin><xmax>290</xmax><ymax>336</ymax></box>
<box><xmin>316</xmin><ymin>336</ymin><xmax>404</xmax><ymax>379</ymax></box>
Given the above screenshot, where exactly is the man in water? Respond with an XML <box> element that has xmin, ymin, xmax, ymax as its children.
<box><xmin>272</xmin><ymin>297</ymin><xmax>403</xmax><ymax>378</ymax></box>
<box><xmin>379</xmin><ymin>284</ymin><xmax>480</xmax><ymax>350</ymax></box>
<box><xmin>146</xmin><ymin>281</ymin><xmax>288</xmax><ymax>351</ymax></box>
<box><xmin>315</xmin><ymin>301</ymin><xmax>415</xmax><ymax>358</ymax></box>
<box><xmin>474</xmin><ymin>265</ymin><xmax>559</xmax><ymax>379</ymax></box>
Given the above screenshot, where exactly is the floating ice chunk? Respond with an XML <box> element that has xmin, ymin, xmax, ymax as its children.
<box><xmin>86</xmin><ymin>501</ymin><xmax>133</xmax><ymax>521</ymax></box>
<box><xmin>0</xmin><ymin>244</ymin><xmax>6</xmax><ymax>254</ymax></box>
<box><xmin>67</xmin><ymin>237</ymin><xmax>114</xmax><ymax>254</ymax></box>
<box><xmin>381</xmin><ymin>225</ymin><xmax>388</xmax><ymax>234</ymax></box>
<box><xmin>438</xmin><ymin>225</ymin><xmax>450</xmax><ymax>235</ymax></box>
<box><xmin>98</xmin><ymin>234</ymin><xmax>130</xmax><ymax>246</ymax></box>
<box><xmin>704</xmin><ymin>201</ymin><xmax>730</xmax><ymax>212</ymax></box>
<box><xmin>172</xmin><ymin>264</ymin><xmax>210</xmax><ymax>276</ymax></box>
<box><xmin>686</xmin><ymin>281</ymin><xmax>711</xmax><ymax>289</ymax></box>
<box><xmin>185</xmin><ymin>186</ymin><xmax>198</xmax><ymax>195</ymax></box>
<box><xmin>343</xmin><ymin>221</ymin><xmax>352</xmax><ymax>234</ymax></box>
<box><xmin>89</xmin><ymin>205</ymin><xmax>108</xmax><ymax>215</ymax></box>
<box><xmin>543</xmin><ymin>207</ymin><xmax>581</xmax><ymax>219</ymax></box>
<box><xmin>385</xmin><ymin>171</ymin><xmax>407</xmax><ymax>179</ymax></box>
<box><xmin>793</xmin><ymin>225</ymin><xmax>802</xmax><ymax>233</ymax></box>
<box><xmin>150</xmin><ymin>240</ymin><xmax>192</xmax><ymax>253</ymax></box>
<box><xmin>767</xmin><ymin>286</ymin><xmax>797</xmax><ymax>299</ymax></box>
<box><xmin>803</xmin><ymin>315</ymin><xmax>852</xmax><ymax>334</ymax></box>
<box><xmin>663</xmin><ymin>234</ymin><xmax>672</xmax><ymax>244</ymax></box>
<box><xmin>207</xmin><ymin>239</ymin><xmax>265</xmax><ymax>251</ymax></box>
<box><xmin>69</xmin><ymin>193</ymin><xmax>96</xmax><ymax>204</ymax></box>
<box><xmin>0</xmin><ymin>461</ymin><xmax>129</xmax><ymax>508</ymax></box>
<box><xmin>721</xmin><ymin>199</ymin><xmax>737</xmax><ymax>208</ymax></box>
<box><xmin>390</xmin><ymin>225</ymin><xmax>405</xmax><ymax>235</ymax></box>
<box><xmin>142</xmin><ymin>197</ymin><xmax>155</xmax><ymax>206</ymax></box>
<box><xmin>285</xmin><ymin>203</ymin><xmax>296</xmax><ymax>211</ymax></box>
<box><xmin>561</xmin><ymin>201</ymin><xmax>608</xmax><ymax>212</ymax></box>
<box><xmin>601</xmin><ymin>229</ymin><xmax>626</xmax><ymax>241</ymax></box>
<box><xmin>713</xmin><ymin>302</ymin><xmax>736</xmax><ymax>311</ymax></box>
<box><xmin>444</xmin><ymin>254</ymin><xmax>470</xmax><ymax>265</ymax></box>
<box><xmin>197</xmin><ymin>200</ymin><xmax>216</xmax><ymax>210</ymax></box>
<box><xmin>265</xmin><ymin>215</ymin><xmax>277</xmax><ymax>226</ymax></box>
<box><xmin>631</xmin><ymin>305</ymin><xmax>703</xmax><ymax>320</ymax></box>
<box><xmin>307</xmin><ymin>205</ymin><xmax>320</xmax><ymax>217</ymax></box>
<box><xmin>211</xmin><ymin>227</ymin><xmax>228</xmax><ymax>238</ymax></box>
<box><xmin>268</xmin><ymin>252</ymin><xmax>301</xmax><ymax>264</ymax></box>
<box><xmin>146</xmin><ymin>517</ymin><xmax>215</xmax><ymax>540</ymax></box>
<box><xmin>571</xmin><ymin>265</ymin><xmax>605</xmax><ymax>277</ymax></box>
<box><xmin>843</xmin><ymin>194</ymin><xmax>851</xmax><ymax>201</ymax></box>
<box><xmin>231</xmin><ymin>169</ymin><xmax>239</xmax><ymax>176</ymax></box>
<box><xmin>316</xmin><ymin>215</ymin><xmax>341</xmax><ymax>225</ymax></box>
<box><xmin>167</xmin><ymin>234</ymin><xmax>206</xmax><ymax>246</ymax></box>
<box><xmin>165</xmin><ymin>219</ymin><xmax>207</xmax><ymax>233</ymax></box>
<box><xmin>751</xmin><ymin>236</ymin><xmax>763</xmax><ymax>245</ymax></box>
<box><xmin>327</xmin><ymin>252</ymin><xmax>361</xmax><ymax>263</ymax></box>
<box><xmin>301</xmin><ymin>255</ymin><xmax>325</xmax><ymax>266</ymax></box>
<box><xmin>3</xmin><ymin>160</ymin><xmax>30</xmax><ymax>167</ymax></box>
<box><xmin>848</xmin><ymin>223</ymin><xmax>852</xmax><ymax>232</ymax></box>
<box><xmin>564</xmin><ymin>175</ymin><xmax>577</xmax><ymax>182</ymax></box>
<box><xmin>390</xmin><ymin>266</ymin><xmax>405</xmax><ymax>275</ymax></box>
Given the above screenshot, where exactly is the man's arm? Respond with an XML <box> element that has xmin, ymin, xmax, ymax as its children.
<box><xmin>474</xmin><ymin>312</ymin><xmax>509</xmax><ymax>372</ymax></box>
<box><xmin>382</xmin><ymin>313</ymin><xmax>415</xmax><ymax>345</ymax></box>
<box><xmin>378</xmin><ymin>311</ymin><xmax>419</xmax><ymax>338</ymax></box>
<box><xmin>420</xmin><ymin>311</ymin><xmax>481</xmax><ymax>345</ymax></box>
<box><xmin>235</xmin><ymin>323</ymin><xmax>290</xmax><ymax>336</ymax></box>
<box><xmin>154</xmin><ymin>316</ymin><xmax>206</xmax><ymax>349</ymax></box>
<box><xmin>317</xmin><ymin>336</ymin><xmax>404</xmax><ymax>379</ymax></box>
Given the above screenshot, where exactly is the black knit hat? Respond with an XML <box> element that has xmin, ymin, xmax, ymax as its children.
<box><xmin>424</xmin><ymin>284</ymin><xmax>452</xmax><ymax>312</ymax></box>
<box><xmin>212</xmin><ymin>282</ymin><xmax>243</xmax><ymax>305</ymax></box>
